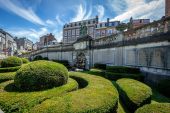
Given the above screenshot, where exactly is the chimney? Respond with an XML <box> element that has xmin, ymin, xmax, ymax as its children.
<box><xmin>96</xmin><ymin>15</ymin><xmax>98</xmax><ymax>24</ymax></box>
<box><xmin>107</xmin><ymin>18</ymin><xmax>110</xmax><ymax>26</ymax></box>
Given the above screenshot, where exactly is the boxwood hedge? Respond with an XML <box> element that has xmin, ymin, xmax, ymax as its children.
<box><xmin>116</xmin><ymin>78</ymin><xmax>152</xmax><ymax>112</ymax></box>
<box><xmin>0</xmin><ymin>66</ymin><xmax>21</xmax><ymax>73</ymax></box>
<box><xmin>21</xmin><ymin>58</ymin><xmax>29</xmax><ymax>64</ymax></box>
<box><xmin>14</xmin><ymin>60</ymin><xmax>69</xmax><ymax>91</ymax></box>
<box><xmin>1</xmin><ymin>56</ymin><xmax>22</xmax><ymax>68</ymax></box>
<box><xmin>0</xmin><ymin>78</ymin><xmax>78</xmax><ymax>113</ymax></box>
<box><xmin>105</xmin><ymin>72</ymin><xmax>144</xmax><ymax>81</ymax></box>
<box><xmin>0</xmin><ymin>72</ymin><xmax>16</xmax><ymax>83</ymax></box>
<box><xmin>135</xmin><ymin>103</ymin><xmax>170</xmax><ymax>113</ymax></box>
<box><xmin>0</xmin><ymin>72</ymin><xmax>119</xmax><ymax>113</ymax></box>
<box><xmin>106</xmin><ymin>66</ymin><xmax>140</xmax><ymax>74</ymax></box>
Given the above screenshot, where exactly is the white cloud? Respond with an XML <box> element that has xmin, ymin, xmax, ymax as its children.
<box><xmin>46</xmin><ymin>19</ymin><xmax>55</xmax><ymax>25</ymax></box>
<box><xmin>0</xmin><ymin>0</ymin><xmax>45</xmax><ymax>25</ymax></box>
<box><xmin>71</xmin><ymin>4</ymin><xmax>92</xmax><ymax>22</ymax></box>
<box><xmin>8</xmin><ymin>27</ymin><xmax>48</xmax><ymax>42</ymax></box>
<box><xmin>111</xmin><ymin>0</ymin><xmax>165</xmax><ymax>21</ymax></box>
<box><xmin>96</xmin><ymin>5</ymin><xmax>105</xmax><ymax>20</ymax></box>
<box><xmin>56</xmin><ymin>15</ymin><xmax>64</xmax><ymax>25</ymax></box>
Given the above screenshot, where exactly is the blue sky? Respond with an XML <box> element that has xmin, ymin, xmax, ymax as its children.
<box><xmin>0</xmin><ymin>0</ymin><xmax>165</xmax><ymax>43</ymax></box>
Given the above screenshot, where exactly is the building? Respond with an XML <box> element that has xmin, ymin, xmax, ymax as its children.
<box><xmin>166</xmin><ymin>0</ymin><xmax>170</xmax><ymax>17</ymax></box>
<box><xmin>63</xmin><ymin>16</ymin><xmax>98</xmax><ymax>44</ymax></box>
<box><xmin>95</xmin><ymin>18</ymin><xmax>120</xmax><ymax>38</ymax></box>
<box><xmin>15</xmin><ymin>37</ymin><xmax>33</xmax><ymax>51</ymax></box>
<box><xmin>129</xmin><ymin>17</ymin><xmax>150</xmax><ymax>29</ymax></box>
<box><xmin>39</xmin><ymin>33</ymin><xmax>56</xmax><ymax>48</ymax></box>
<box><xmin>0</xmin><ymin>29</ymin><xmax>17</xmax><ymax>57</ymax></box>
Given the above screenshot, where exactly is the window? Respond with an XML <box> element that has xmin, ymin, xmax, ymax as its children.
<box><xmin>76</xmin><ymin>29</ymin><xmax>79</xmax><ymax>35</ymax></box>
<box><xmin>72</xmin><ymin>29</ymin><xmax>75</xmax><ymax>35</ymax></box>
<box><xmin>64</xmin><ymin>31</ymin><xmax>67</xmax><ymax>36</ymax></box>
<box><xmin>88</xmin><ymin>21</ymin><xmax>90</xmax><ymax>24</ymax></box>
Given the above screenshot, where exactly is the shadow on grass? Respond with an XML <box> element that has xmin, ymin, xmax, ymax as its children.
<box><xmin>4</xmin><ymin>82</ymin><xmax>19</xmax><ymax>92</ymax></box>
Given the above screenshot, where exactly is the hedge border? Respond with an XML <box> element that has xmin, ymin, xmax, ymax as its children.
<box><xmin>116</xmin><ymin>78</ymin><xmax>152</xmax><ymax>112</ymax></box>
<box><xmin>30</xmin><ymin>72</ymin><xmax>119</xmax><ymax>113</ymax></box>
<box><xmin>135</xmin><ymin>103</ymin><xmax>170</xmax><ymax>113</ymax></box>
<box><xmin>0</xmin><ymin>66</ymin><xmax>21</xmax><ymax>73</ymax></box>
<box><xmin>0</xmin><ymin>72</ymin><xmax>16</xmax><ymax>83</ymax></box>
<box><xmin>0</xmin><ymin>78</ymin><xmax>78</xmax><ymax>113</ymax></box>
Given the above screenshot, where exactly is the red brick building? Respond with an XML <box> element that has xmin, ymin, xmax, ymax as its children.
<box><xmin>166</xmin><ymin>0</ymin><xmax>170</xmax><ymax>17</ymax></box>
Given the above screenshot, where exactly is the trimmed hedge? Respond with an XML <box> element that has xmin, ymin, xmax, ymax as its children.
<box><xmin>21</xmin><ymin>58</ymin><xmax>29</xmax><ymax>64</ymax></box>
<box><xmin>116</xmin><ymin>78</ymin><xmax>152</xmax><ymax>112</ymax></box>
<box><xmin>0</xmin><ymin>72</ymin><xmax>119</xmax><ymax>113</ymax></box>
<box><xmin>0</xmin><ymin>78</ymin><xmax>78</xmax><ymax>113</ymax></box>
<box><xmin>94</xmin><ymin>63</ymin><xmax>106</xmax><ymax>70</ymax></box>
<box><xmin>0</xmin><ymin>72</ymin><xmax>16</xmax><ymax>83</ymax></box>
<box><xmin>85</xmin><ymin>68</ymin><xmax>105</xmax><ymax>76</ymax></box>
<box><xmin>1</xmin><ymin>56</ymin><xmax>22</xmax><ymax>67</ymax></box>
<box><xmin>0</xmin><ymin>66</ymin><xmax>21</xmax><ymax>73</ymax></box>
<box><xmin>157</xmin><ymin>79</ymin><xmax>170</xmax><ymax>98</ymax></box>
<box><xmin>135</xmin><ymin>103</ymin><xmax>170</xmax><ymax>113</ymax></box>
<box><xmin>53</xmin><ymin>60</ymin><xmax>71</xmax><ymax>69</ymax></box>
<box><xmin>106</xmin><ymin>66</ymin><xmax>140</xmax><ymax>74</ymax></box>
<box><xmin>105</xmin><ymin>72</ymin><xmax>144</xmax><ymax>81</ymax></box>
<box><xmin>14</xmin><ymin>60</ymin><xmax>69</xmax><ymax>91</ymax></box>
<box><xmin>30</xmin><ymin>72</ymin><xmax>119</xmax><ymax>113</ymax></box>
<box><xmin>33</xmin><ymin>55</ymin><xmax>43</xmax><ymax>61</ymax></box>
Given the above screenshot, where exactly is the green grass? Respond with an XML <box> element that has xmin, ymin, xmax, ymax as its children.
<box><xmin>0</xmin><ymin>72</ymin><xmax>119</xmax><ymax>113</ymax></box>
<box><xmin>116</xmin><ymin>78</ymin><xmax>152</xmax><ymax>112</ymax></box>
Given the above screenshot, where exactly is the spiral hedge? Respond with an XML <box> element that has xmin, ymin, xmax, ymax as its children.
<box><xmin>21</xmin><ymin>58</ymin><xmax>29</xmax><ymax>64</ymax></box>
<box><xmin>135</xmin><ymin>103</ymin><xmax>170</xmax><ymax>113</ymax></box>
<box><xmin>1</xmin><ymin>56</ymin><xmax>22</xmax><ymax>68</ymax></box>
<box><xmin>116</xmin><ymin>78</ymin><xmax>152</xmax><ymax>112</ymax></box>
<box><xmin>0</xmin><ymin>72</ymin><xmax>119</xmax><ymax>113</ymax></box>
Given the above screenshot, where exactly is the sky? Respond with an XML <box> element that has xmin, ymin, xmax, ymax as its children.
<box><xmin>0</xmin><ymin>0</ymin><xmax>165</xmax><ymax>43</ymax></box>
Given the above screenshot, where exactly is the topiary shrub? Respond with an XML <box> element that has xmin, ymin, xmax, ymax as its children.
<box><xmin>106</xmin><ymin>66</ymin><xmax>140</xmax><ymax>74</ymax></box>
<box><xmin>1</xmin><ymin>56</ymin><xmax>22</xmax><ymax>68</ymax></box>
<box><xmin>33</xmin><ymin>55</ymin><xmax>43</xmax><ymax>61</ymax></box>
<box><xmin>105</xmin><ymin>72</ymin><xmax>144</xmax><ymax>81</ymax></box>
<box><xmin>21</xmin><ymin>58</ymin><xmax>29</xmax><ymax>64</ymax></box>
<box><xmin>14</xmin><ymin>60</ymin><xmax>68</xmax><ymax>91</ymax></box>
<box><xmin>135</xmin><ymin>103</ymin><xmax>170</xmax><ymax>113</ymax></box>
<box><xmin>157</xmin><ymin>79</ymin><xmax>170</xmax><ymax>98</ymax></box>
<box><xmin>0</xmin><ymin>66</ymin><xmax>21</xmax><ymax>73</ymax></box>
<box><xmin>116</xmin><ymin>78</ymin><xmax>152</xmax><ymax>112</ymax></box>
<box><xmin>94</xmin><ymin>63</ymin><xmax>106</xmax><ymax>70</ymax></box>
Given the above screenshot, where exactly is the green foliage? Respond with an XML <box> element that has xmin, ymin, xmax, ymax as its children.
<box><xmin>116</xmin><ymin>78</ymin><xmax>152</xmax><ymax>112</ymax></box>
<box><xmin>21</xmin><ymin>58</ymin><xmax>29</xmax><ymax>64</ymax></box>
<box><xmin>84</xmin><ymin>68</ymin><xmax>105</xmax><ymax>76</ymax></box>
<box><xmin>157</xmin><ymin>79</ymin><xmax>170</xmax><ymax>98</ymax></box>
<box><xmin>0</xmin><ymin>72</ymin><xmax>16</xmax><ymax>83</ymax></box>
<box><xmin>105</xmin><ymin>72</ymin><xmax>144</xmax><ymax>81</ymax></box>
<box><xmin>94</xmin><ymin>63</ymin><xmax>106</xmax><ymax>70</ymax></box>
<box><xmin>33</xmin><ymin>55</ymin><xmax>43</xmax><ymax>61</ymax></box>
<box><xmin>1</xmin><ymin>56</ymin><xmax>22</xmax><ymax>68</ymax></box>
<box><xmin>135</xmin><ymin>103</ymin><xmax>170</xmax><ymax>113</ymax></box>
<box><xmin>0</xmin><ymin>78</ymin><xmax>78</xmax><ymax>113</ymax></box>
<box><xmin>14</xmin><ymin>60</ymin><xmax>68</xmax><ymax>91</ymax></box>
<box><xmin>0</xmin><ymin>72</ymin><xmax>119</xmax><ymax>113</ymax></box>
<box><xmin>53</xmin><ymin>60</ymin><xmax>71</xmax><ymax>69</ymax></box>
<box><xmin>0</xmin><ymin>66</ymin><xmax>21</xmax><ymax>73</ymax></box>
<box><xmin>106</xmin><ymin>66</ymin><xmax>140</xmax><ymax>74</ymax></box>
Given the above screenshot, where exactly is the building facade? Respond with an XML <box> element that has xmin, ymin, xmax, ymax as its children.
<box><xmin>15</xmin><ymin>37</ymin><xmax>33</xmax><ymax>51</ymax></box>
<box><xmin>129</xmin><ymin>18</ymin><xmax>150</xmax><ymax>29</ymax></box>
<box><xmin>95</xmin><ymin>18</ymin><xmax>120</xmax><ymax>38</ymax></box>
<box><xmin>166</xmin><ymin>0</ymin><xmax>170</xmax><ymax>17</ymax></box>
<box><xmin>39</xmin><ymin>33</ymin><xmax>56</xmax><ymax>48</ymax></box>
<box><xmin>63</xmin><ymin>16</ymin><xmax>98</xmax><ymax>44</ymax></box>
<box><xmin>0</xmin><ymin>29</ymin><xmax>17</xmax><ymax>57</ymax></box>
